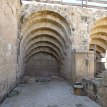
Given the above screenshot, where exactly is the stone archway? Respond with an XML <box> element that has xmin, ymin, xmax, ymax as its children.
<box><xmin>90</xmin><ymin>17</ymin><xmax>107</xmax><ymax>76</ymax></box>
<box><xmin>20</xmin><ymin>9</ymin><xmax>72</xmax><ymax>80</ymax></box>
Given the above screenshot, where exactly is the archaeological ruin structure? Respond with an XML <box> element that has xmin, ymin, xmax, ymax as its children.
<box><xmin>0</xmin><ymin>0</ymin><xmax>107</xmax><ymax>107</ymax></box>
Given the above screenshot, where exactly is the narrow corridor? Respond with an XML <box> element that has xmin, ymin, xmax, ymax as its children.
<box><xmin>1</xmin><ymin>80</ymin><xmax>101</xmax><ymax>107</ymax></box>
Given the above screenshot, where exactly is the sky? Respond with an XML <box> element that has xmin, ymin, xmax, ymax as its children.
<box><xmin>62</xmin><ymin>0</ymin><xmax>107</xmax><ymax>7</ymax></box>
<box><xmin>22</xmin><ymin>0</ymin><xmax>107</xmax><ymax>8</ymax></box>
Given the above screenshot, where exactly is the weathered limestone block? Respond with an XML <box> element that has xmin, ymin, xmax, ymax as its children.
<box><xmin>74</xmin><ymin>51</ymin><xmax>94</xmax><ymax>82</ymax></box>
<box><xmin>103</xmin><ymin>71</ymin><xmax>107</xmax><ymax>86</ymax></box>
<box><xmin>97</xmin><ymin>86</ymin><xmax>107</xmax><ymax>107</ymax></box>
<box><xmin>0</xmin><ymin>0</ymin><xmax>21</xmax><ymax>102</ymax></box>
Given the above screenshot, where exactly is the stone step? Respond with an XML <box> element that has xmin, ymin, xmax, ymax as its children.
<box><xmin>20</xmin><ymin>76</ymin><xmax>62</xmax><ymax>84</ymax></box>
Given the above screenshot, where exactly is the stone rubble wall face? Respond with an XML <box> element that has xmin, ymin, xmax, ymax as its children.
<box><xmin>22</xmin><ymin>2</ymin><xmax>107</xmax><ymax>51</ymax></box>
<box><xmin>0</xmin><ymin>0</ymin><xmax>21</xmax><ymax>102</ymax></box>
<box><xmin>83</xmin><ymin>80</ymin><xmax>107</xmax><ymax>107</ymax></box>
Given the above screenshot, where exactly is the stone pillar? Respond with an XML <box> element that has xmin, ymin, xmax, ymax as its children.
<box><xmin>102</xmin><ymin>50</ymin><xmax>107</xmax><ymax>86</ymax></box>
<box><xmin>74</xmin><ymin>51</ymin><xmax>94</xmax><ymax>82</ymax></box>
<box><xmin>103</xmin><ymin>71</ymin><xmax>107</xmax><ymax>86</ymax></box>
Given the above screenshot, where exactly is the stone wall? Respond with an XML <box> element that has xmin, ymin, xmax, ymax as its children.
<box><xmin>0</xmin><ymin>0</ymin><xmax>21</xmax><ymax>102</ymax></box>
<box><xmin>73</xmin><ymin>51</ymin><xmax>94</xmax><ymax>82</ymax></box>
<box><xmin>20</xmin><ymin>1</ymin><xmax>107</xmax><ymax>83</ymax></box>
<box><xmin>0</xmin><ymin>0</ymin><xmax>107</xmax><ymax>105</ymax></box>
<box><xmin>82</xmin><ymin>79</ymin><xmax>107</xmax><ymax>107</ymax></box>
<box><xmin>26</xmin><ymin>53</ymin><xmax>60</xmax><ymax>77</ymax></box>
<box><xmin>21</xmin><ymin>1</ymin><xmax>107</xmax><ymax>52</ymax></box>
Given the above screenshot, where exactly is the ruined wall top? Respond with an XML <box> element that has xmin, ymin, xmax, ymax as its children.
<box><xmin>21</xmin><ymin>1</ymin><xmax>107</xmax><ymax>51</ymax></box>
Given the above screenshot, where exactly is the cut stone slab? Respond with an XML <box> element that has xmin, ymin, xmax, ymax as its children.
<box><xmin>27</xmin><ymin>78</ymin><xmax>35</xmax><ymax>83</ymax></box>
<box><xmin>20</xmin><ymin>76</ymin><xmax>30</xmax><ymax>84</ymax></box>
<box><xmin>47</xmin><ymin>105</ymin><xmax>58</xmax><ymax>107</ymax></box>
<box><xmin>103</xmin><ymin>71</ymin><xmax>107</xmax><ymax>86</ymax></box>
<box><xmin>35</xmin><ymin>77</ymin><xmax>52</xmax><ymax>82</ymax></box>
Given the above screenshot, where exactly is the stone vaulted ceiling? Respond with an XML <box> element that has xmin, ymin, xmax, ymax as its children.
<box><xmin>20</xmin><ymin>10</ymin><xmax>71</xmax><ymax>66</ymax></box>
<box><xmin>90</xmin><ymin>17</ymin><xmax>107</xmax><ymax>54</ymax></box>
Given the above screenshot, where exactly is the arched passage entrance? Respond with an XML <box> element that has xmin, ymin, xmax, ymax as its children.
<box><xmin>20</xmin><ymin>10</ymin><xmax>72</xmax><ymax>79</ymax></box>
<box><xmin>90</xmin><ymin>17</ymin><xmax>107</xmax><ymax>76</ymax></box>
<box><xmin>26</xmin><ymin>52</ymin><xmax>60</xmax><ymax>77</ymax></box>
